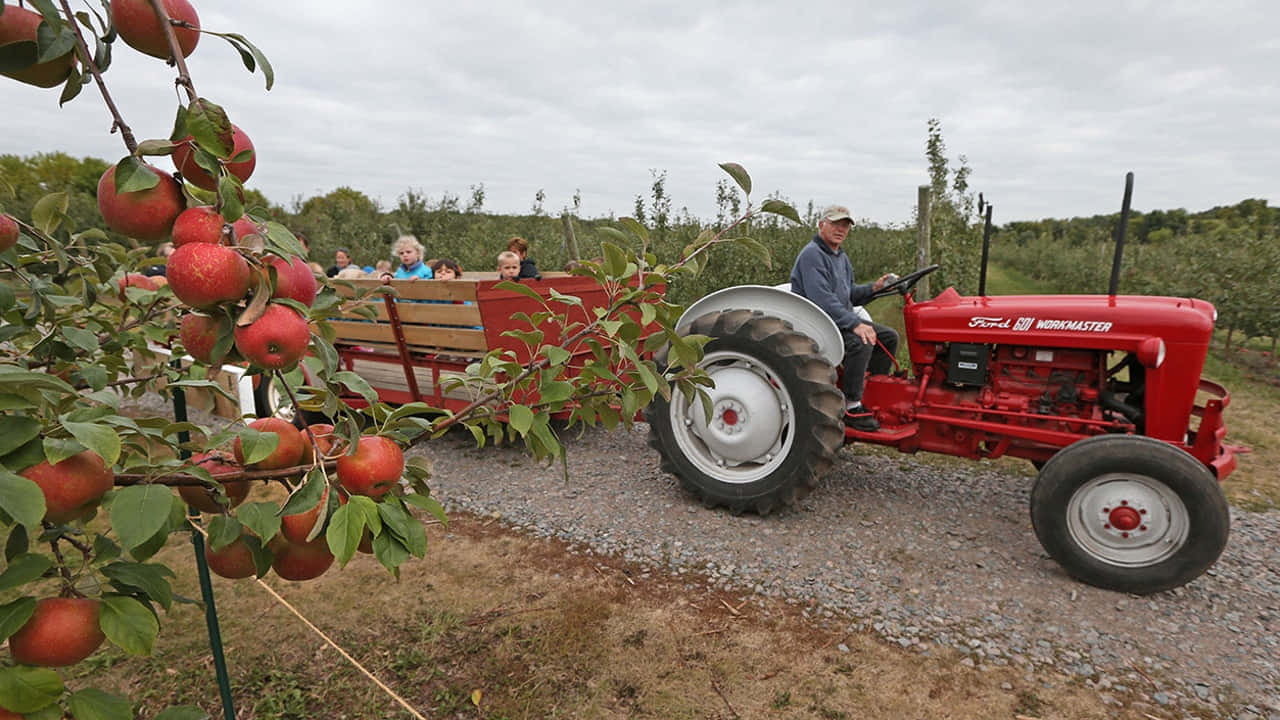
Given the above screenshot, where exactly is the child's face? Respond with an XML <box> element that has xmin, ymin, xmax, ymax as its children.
<box><xmin>435</xmin><ymin>266</ymin><xmax>457</xmax><ymax>280</ymax></box>
<box><xmin>397</xmin><ymin>246</ymin><xmax>420</xmax><ymax>266</ymax></box>
<box><xmin>498</xmin><ymin>259</ymin><xmax>520</xmax><ymax>280</ymax></box>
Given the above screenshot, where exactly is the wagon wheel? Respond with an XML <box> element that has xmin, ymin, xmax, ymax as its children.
<box><xmin>1030</xmin><ymin>434</ymin><xmax>1229</xmax><ymax>594</ymax></box>
<box><xmin>252</xmin><ymin>372</ymin><xmax>330</xmax><ymax>427</ymax></box>
<box><xmin>645</xmin><ymin>309</ymin><xmax>845</xmax><ymax>515</ymax></box>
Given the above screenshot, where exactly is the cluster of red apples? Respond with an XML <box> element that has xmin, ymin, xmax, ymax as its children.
<box><xmin>2</xmin><ymin>0</ymin><xmax>416</xmax><ymax>682</ymax></box>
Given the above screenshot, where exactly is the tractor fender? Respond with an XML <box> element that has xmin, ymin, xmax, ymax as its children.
<box><xmin>677</xmin><ymin>285</ymin><xmax>843</xmax><ymax>367</ymax></box>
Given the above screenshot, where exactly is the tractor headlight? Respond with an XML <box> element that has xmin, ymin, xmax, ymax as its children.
<box><xmin>1137</xmin><ymin>337</ymin><xmax>1166</xmax><ymax>368</ymax></box>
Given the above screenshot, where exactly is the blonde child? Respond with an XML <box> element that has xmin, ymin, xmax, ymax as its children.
<box><xmin>497</xmin><ymin>251</ymin><xmax>521</xmax><ymax>281</ymax></box>
<box><xmin>506</xmin><ymin>236</ymin><xmax>541</xmax><ymax>280</ymax></box>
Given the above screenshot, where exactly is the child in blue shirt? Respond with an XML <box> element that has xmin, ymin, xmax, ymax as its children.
<box><xmin>391</xmin><ymin>235</ymin><xmax>433</xmax><ymax>280</ymax></box>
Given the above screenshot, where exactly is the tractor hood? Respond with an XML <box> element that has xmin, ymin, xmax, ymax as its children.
<box><xmin>906</xmin><ymin>288</ymin><xmax>1216</xmax><ymax>349</ymax></box>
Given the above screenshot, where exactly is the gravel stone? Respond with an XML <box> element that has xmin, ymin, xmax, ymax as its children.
<box><xmin>418</xmin><ymin>424</ymin><xmax>1280</xmax><ymax>717</ymax></box>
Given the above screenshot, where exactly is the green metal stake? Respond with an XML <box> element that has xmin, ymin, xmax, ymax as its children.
<box><xmin>170</xmin><ymin>366</ymin><xmax>236</xmax><ymax>718</ymax></box>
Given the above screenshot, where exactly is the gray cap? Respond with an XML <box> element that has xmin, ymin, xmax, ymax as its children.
<box><xmin>819</xmin><ymin>204</ymin><xmax>853</xmax><ymax>223</ymax></box>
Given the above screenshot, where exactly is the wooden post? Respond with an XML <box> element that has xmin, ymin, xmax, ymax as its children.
<box><xmin>916</xmin><ymin>185</ymin><xmax>932</xmax><ymax>299</ymax></box>
<box><xmin>561</xmin><ymin>212</ymin><xmax>580</xmax><ymax>263</ymax></box>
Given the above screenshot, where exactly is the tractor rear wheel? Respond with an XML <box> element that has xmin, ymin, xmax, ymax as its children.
<box><xmin>1030</xmin><ymin>434</ymin><xmax>1229</xmax><ymax>594</ymax></box>
<box><xmin>646</xmin><ymin>309</ymin><xmax>845</xmax><ymax>515</ymax></box>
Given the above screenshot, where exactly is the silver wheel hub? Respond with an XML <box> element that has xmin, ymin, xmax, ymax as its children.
<box><xmin>1066</xmin><ymin>472</ymin><xmax>1189</xmax><ymax>567</ymax></box>
<box><xmin>669</xmin><ymin>350</ymin><xmax>795</xmax><ymax>484</ymax></box>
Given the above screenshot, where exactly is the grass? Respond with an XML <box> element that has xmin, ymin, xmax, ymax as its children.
<box><xmin>59</xmin><ymin>513</ymin><xmax>1154</xmax><ymax>719</ymax></box>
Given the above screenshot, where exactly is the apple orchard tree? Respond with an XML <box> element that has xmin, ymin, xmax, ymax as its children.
<box><xmin>0</xmin><ymin>1</ymin><xmax>803</xmax><ymax>717</ymax></box>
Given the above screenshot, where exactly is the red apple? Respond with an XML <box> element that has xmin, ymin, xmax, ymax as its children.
<box><xmin>167</xmin><ymin>242</ymin><xmax>252</xmax><ymax>309</ymax></box>
<box><xmin>268</xmin><ymin>255</ymin><xmax>318</xmax><ymax>307</ymax></box>
<box><xmin>117</xmin><ymin>272</ymin><xmax>159</xmax><ymax>298</ymax></box>
<box><xmin>97</xmin><ymin>164</ymin><xmax>185</xmax><ymax>242</ymax></box>
<box><xmin>0</xmin><ymin>213</ymin><xmax>18</xmax><ymax>252</ymax></box>
<box><xmin>269</xmin><ymin>535</ymin><xmax>334</xmax><ymax>581</ymax></box>
<box><xmin>280</xmin><ymin>486</ymin><xmax>344</xmax><ymax>545</ymax></box>
<box><xmin>9</xmin><ymin>597</ymin><xmax>106</xmax><ymax>667</ymax></box>
<box><xmin>234</xmin><ymin>304</ymin><xmax>310</xmax><ymax>371</ymax></box>
<box><xmin>337</xmin><ymin>436</ymin><xmax>404</xmax><ymax>499</ymax></box>
<box><xmin>179</xmin><ymin>311</ymin><xmax>234</xmax><ymax>366</ymax></box>
<box><xmin>110</xmin><ymin>0</ymin><xmax>199</xmax><ymax>59</ymax></box>
<box><xmin>19</xmin><ymin>451</ymin><xmax>114</xmax><ymax>524</ymax></box>
<box><xmin>205</xmin><ymin>533</ymin><xmax>257</xmax><ymax>579</ymax></box>
<box><xmin>0</xmin><ymin>5</ymin><xmax>77</xmax><ymax>88</ymax></box>
<box><xmin>172</xmin><ymin>124</ymin><xmax>255</xmax><ymax>192</ymax></box>
<box><xmin>306</xmin><ymin>423</ymin><xmax>345</xmax><ymax>461</ymax></box>
<box><xmin>234</xmin><ymin>417</ymin><xmax>306</xmax><ymax>471</ymax></box>
<box><xmin>178</xmin><ymin>451</ymin><xmax>249</xmax><ymax>513</ymax></box>
<box><xmin>172</xmin><ymin>205</ymin><xmax>226</xmax><ymax>247</ymax></box>
<box><xmin>232</xmin><ymin>216</ymin><xmax>264</xmax><ymax>243</ymax></box>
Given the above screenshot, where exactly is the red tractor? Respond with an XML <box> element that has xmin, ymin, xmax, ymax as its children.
<box><xmin>648</xmin><ymin>177</ymin><xmax>1237</xmax><ymax>595</ymax></box>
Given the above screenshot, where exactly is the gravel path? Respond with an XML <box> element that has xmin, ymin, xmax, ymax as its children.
<box><xmin>416</xmin><ymin>424</ymin><xmax>1280</xmax><ymax>720</ymax></box>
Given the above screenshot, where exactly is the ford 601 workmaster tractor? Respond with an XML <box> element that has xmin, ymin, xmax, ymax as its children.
<box><xmin>648</xmin><ymin>176</ymin><xmax>1236</xmax><ymax>594</ymax></box>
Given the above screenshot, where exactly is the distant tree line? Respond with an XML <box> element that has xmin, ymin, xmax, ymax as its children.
<box><xmin>992</xmin><ymin>198</ymin><xmax>1280</xmax><ymax>352</ymax></box>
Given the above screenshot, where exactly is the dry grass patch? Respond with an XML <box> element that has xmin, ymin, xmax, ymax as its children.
<box><xmin>51</xmin><ymin>512</ymin><xmax>1163</xmax><ymax>719</ymax></box>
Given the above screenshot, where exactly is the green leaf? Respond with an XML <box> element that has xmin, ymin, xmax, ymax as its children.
<box><xmin>99</xmin><ymin>594</ymin><xmax>159</xmax><ymax>656</ymax></box>
<box><xmin>0</xmin><ymin>554</ymin><xmax>52</xmax><ymax>592</ymax></box>
<box><xmin>135</xmin><ymin>138</ymin><xmax>178</xmax><ymax>157</ymax></box>
<box><xmin>618</xmin><ymin>217</ymin><xmax>649</xmax><ymax>243</ymax></box>
<box><xmin>30</xmin><ymin>192</ymin><xmax>67</xmax><ymax>234</ymax></box>
<box><xmin>109</xmin><ymin>484</ymin><xmax>173</xmax><ymax>551</ymax></box>
<box><xmin>325</xmin><ymin>503</ymin><xmax>363</xmax><ymax>566</ymax></box>
<box><xmin>401</xmin><ymin>493</ymin><xmax>447</xmax><ymax>525</ymax></box>
<box><xmin>378</xmin><ymin>501</ymin><xmax>427</xmax><ymax>557</ymax></box>
<box><xmin>206</xmin><ymin>515</ymin><xmax>243</xmax><ymax>553</ymax></box>
<box><xmin>218</xmin><ymin>172</ymin><xmax>244</xmax><ymax>221</ymax></box>
<box><xmin>333</xmin><ymin>371</ymin><xmax>377</xmax><ymax>406</ymax></box>
<box><xmin>154</xmin><ymin>706</ymin><xmax>211</xmax><ymax>720</ymax></box>
<box><xmin>43</xmin><ymin>436</ymin><xmax>86</xmax><ymax>465</ymax></box>
<box><xmin>371</xmin><ymin>531</ymin><xmax>409</xmax><ymax>574</ymax></box>
<box><xmin>0</xmin><ymin>470</ymin><xmax>46</xmax><ymax>530</ymax></box>
<box><xmin>601</xmin><ymin>242</ymin><xmax>628</xmax><ymax>277</ymax></box>
<box><xmin>0</xmin><ymin>416</ymin><xmax>41</xmax><ymax>458</ymax></box>
<box><xmin>236</xmin><ymin>427</ymin><xmax>280</xmax><ymax>466</ymax></box>
<box><xmin>0</xmin><ymin>665</ymin><xmax>62</xmax><ymax>714</ymax></box>
<box><xmin>101</xmin><ymin>562</ymin><xmax>175</xmax><ymax>612</ymax></box>
<box><xmin>507</xmin><ymin>405</ymin><xmax>533</xmax><ymax>435</ymax></box>
<box><xmin>60</xmin><ymin>421</ymin><xmax>120</xmax><ymax>466</ymax></box>
<box><xmin>185</xmin><ymin>97</ymin><xmax>233</xmax><ymax>157</ymax></box>
<box><xmin>235</xmin><ymin>502</ymin><xmax>281</xmax><ymax>544</ymax></box>
<box><xmin>222</xmin><ymin>32</ymin><xmax>274</xmax><ymax>90</ymax></box>
<box><xmin>731</xmin><ymin>236</ymin><xmax>773</xmax><ymax>270</ymax></box>
<box><xmin>112</xmin><ymin>156</ymin><xmax>159</xmax><ymax>193</ymax></box>
<box><xmin>541</xmin><ymin>345</ymin><xmax>571</xmax><ymax>367</ymax></box>
<box><xmin>68</xmin><ymin>688</ymin><xmax>133</xmax><ymax>720</ymax></box>
<box><xmin>0</xmin><ymin>597</ymin><xmax>36</xmax><ymax>644</ymax></box>
<box><xmin>5</xmin><ymin>525</ymin><xmax>29</xmax><ymax>561</ymax></box>
<box><xmin>760</xmin><ymin>198</ymin><xmax>802</xmax><ymax>225</ymax></box>
<box><xmin>35</xmin><ymin>24</ymin><xmax>74</xmax><ymax>63</ymax></box>
<box><xmin>537</xmin><ymin>380</ymin><xmax>573</xmax><ymax>404</ymax></box>
<box><xmin>719</xmin><ymin>162</ymin><xmax>752</xmax><ymax>195</ymax></box>
<box><xmin>279</xmin><ymin>468</ymin><xmax>327</xmax><ymax>517</ymax></box>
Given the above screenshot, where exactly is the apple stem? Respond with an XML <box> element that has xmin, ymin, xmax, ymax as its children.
<box><xmin>56</xmin><ymin>0</ymin><xmax>139</xmax><ymax>153</ymax></box>
<box><xmin>145</xmin><ymin>0</ymin><xmax>199</xmax><ymax>103</ymax></box>
<box><xmin>46</xmin><ymin>536</ymin><xmax>78</xmax><ymax>589</ymax></box>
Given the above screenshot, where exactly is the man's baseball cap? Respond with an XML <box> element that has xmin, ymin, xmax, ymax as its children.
<box><xmin>819</xmin><ymin>205</ymin><xmax>853</xmax><ymax>223</ymax></box>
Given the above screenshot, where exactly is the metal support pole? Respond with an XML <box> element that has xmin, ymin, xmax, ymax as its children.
<box><xmin>977</xmin><ymin>203</ymin><xmax>993</xmax><ymax>297</ymax></box>
<box><xmin>170</xmin><ymin>361</ymin><xmax>236</xmax><ymax>718</ymax></box>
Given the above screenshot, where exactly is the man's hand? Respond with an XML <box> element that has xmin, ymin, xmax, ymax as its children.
<box><xmin>853</xmin><ymin>322</ymin><xmax>877</xmax><ymax>344</ymax></box>
<box><xmin>871</xmin><ymin>273</ymin><xmax>897</xmax><ymax>292</ymax></box>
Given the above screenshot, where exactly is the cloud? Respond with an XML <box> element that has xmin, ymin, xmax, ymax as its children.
<box><xmin>2</xmin><ymin>0</ymin><xmax>1275</xmax><ymax>225</ymax></box>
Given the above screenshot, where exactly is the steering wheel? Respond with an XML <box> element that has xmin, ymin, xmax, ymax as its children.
<box><xmin>870</xmin><ymin>264</ymin><xmax>940</xmax><ymax>300</ymax></box>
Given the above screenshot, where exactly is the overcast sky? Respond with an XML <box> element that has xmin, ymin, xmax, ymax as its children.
<box><xmin>3</xmin><ymin>1</ymin><xmax>1276</xmax><ymax>226</ymax></box>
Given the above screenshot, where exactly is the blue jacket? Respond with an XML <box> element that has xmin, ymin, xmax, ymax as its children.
<box><xmin>394</xmin><ymin>261</ymin><xmax>433</xmax><ymax>280</ymax></box>
<box><xmin>789</xmin><ymin>235</ymin><xmax>873</xmax><ymax>331</ymax></box>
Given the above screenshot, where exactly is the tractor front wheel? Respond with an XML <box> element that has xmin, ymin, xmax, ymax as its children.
<box><xmin>646</xmin><ymin>309</ymin><xmax>845</xmax><ymax>515</ymax></box>
<box><xmin>1030</xmin><ymin>434</ymin><xmax>1229</xmax><ymax>594</ymax></box>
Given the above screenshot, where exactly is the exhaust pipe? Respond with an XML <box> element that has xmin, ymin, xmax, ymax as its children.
<box><xmin>1108</xmin><ymin>172</ymin><xmax>1134</xmax><ymax>297</ymax></box>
